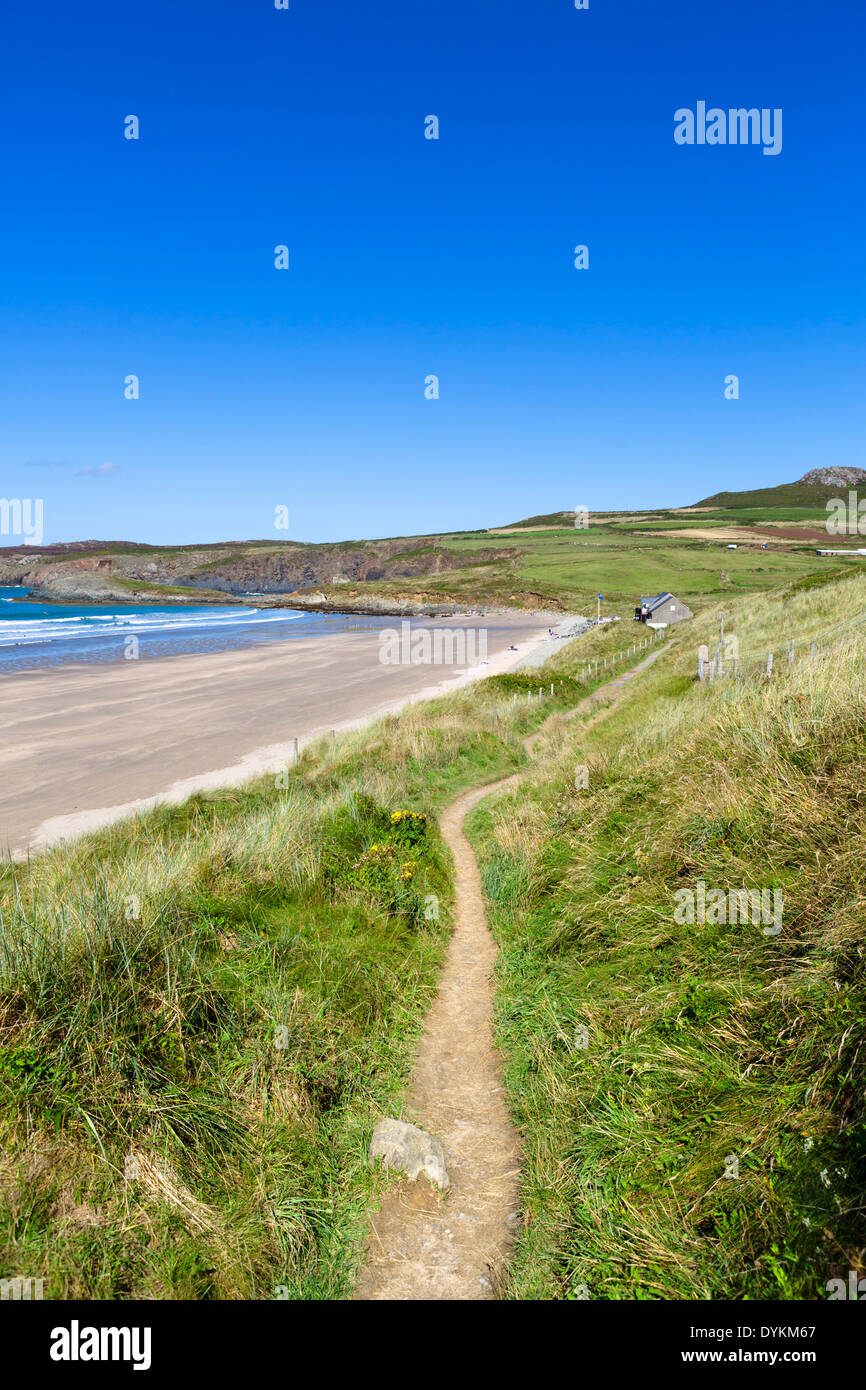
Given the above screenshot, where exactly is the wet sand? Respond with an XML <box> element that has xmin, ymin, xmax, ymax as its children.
<box><xmin>0</xmin><ymin>613</ymin><xmax>555</xmax><ymax>857</ymax></box>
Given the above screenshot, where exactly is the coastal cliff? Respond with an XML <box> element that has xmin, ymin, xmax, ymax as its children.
<box><xmin>0</xmin><ymin>537</ymin><xmax>518</xmax><ymax>613</ymax></box>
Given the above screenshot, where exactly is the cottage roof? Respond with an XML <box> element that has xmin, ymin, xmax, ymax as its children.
<box><xmin>640</xmin><ymin>593</ymin><xmax>674</xmax><ymax>612</ymax></box>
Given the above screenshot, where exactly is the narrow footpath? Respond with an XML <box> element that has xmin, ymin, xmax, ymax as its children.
<box><xmin>353</xmin><ymin>644</ymin><xmax>667</xmax><ymax>1299</ymax></box>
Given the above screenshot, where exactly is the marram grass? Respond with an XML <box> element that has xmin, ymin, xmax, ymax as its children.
<box><xmin>2</xmin><ymin>573</ymin><xmax>861</xmax><ymax>1299</ymax></box>
<box><xmin>468</xmin><ymin>580</ymin><xmax>866</xmax><ymax>1300</ymax></box>
<box><xmin>0</xmin><ymin>663</ymin><xmax>609</xmax><ymax>1300</ymax></box>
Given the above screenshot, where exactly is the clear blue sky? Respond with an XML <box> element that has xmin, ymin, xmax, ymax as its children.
<box><xmin>2</xmin><ymin>0</ymin><xmax>864</xmax><ymax>545</ymax></box>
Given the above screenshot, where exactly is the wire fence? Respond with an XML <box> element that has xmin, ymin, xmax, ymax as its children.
<box><xmin>697</xmin><ymin>607</ymin><xmax>866</xmax><ymax>683</ymax></box>
<box><xmin>491</xmin><ymin>624</ymin><xmax>667</xmax><ymax>722</ymax></box>
<box><xmin>577</xmin><ymin>624</ymin><xmax>666</xmax><ymax>683</ymax></box>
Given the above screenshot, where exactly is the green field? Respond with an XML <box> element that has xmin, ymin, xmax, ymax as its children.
<box><xmin>8</xmin><ymin>474</ymin><xmax>857</xmax><ymax>617</ymax></box>
<box><xmin>434</xmin><ymin>525</ymin><xmax>836</xmax><ymax>612</ymax></box>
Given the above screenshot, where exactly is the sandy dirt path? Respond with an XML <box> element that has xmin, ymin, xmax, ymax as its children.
<box><xmin>353</xmin><ymin>774</ymin><xmax>523</xmax><ymax>1301</ymax></box>
<box><xmin>353</xmin><ymin>641</ymin><xmax>668</xmax><ymax>1300</ymax></box>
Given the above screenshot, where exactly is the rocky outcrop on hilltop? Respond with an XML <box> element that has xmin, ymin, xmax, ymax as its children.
<box><xmin>799</xmin><ymin>467</ymin><xmax>866</xmax><ymax>487</ymax></box>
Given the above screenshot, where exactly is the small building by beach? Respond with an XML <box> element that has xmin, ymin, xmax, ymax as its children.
<box><xmin>634</xmin><ymin>592</ymin><xmax>693</xmax><ymax>626</ymax></box>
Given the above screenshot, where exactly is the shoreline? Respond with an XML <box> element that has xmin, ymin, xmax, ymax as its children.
<box><xmin>4</xmin><ymin>585</ymin><xmax>569</xmax><ymax>620</ymax></box>
<box><xmin>4</xmin><ymin>614</ymin><xmax>582</xmax><ymax>861</ymax></box>
<box><xmin>5</xmin><ymin>582</ymin><xmax>569</xmax><ymax>621</ymax></box>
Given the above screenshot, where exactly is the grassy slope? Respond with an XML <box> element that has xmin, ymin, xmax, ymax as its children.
<box><xmin>3</xmin><ymin>570</ymin><xmax>863</xmax><ymax>1302</ymax></box>
<box><xmin>694</xmin><ymin>482</ymin><xmax>856</xmax><ymax>510</ymax></box>
<box><xmin>80</xmin><ymin>533</ymin><xmax>842</xmax><ymax>614</ymax></box>
<box><xmin>468</xmin><ymin>571</ymin><xmax>866</xmax><ymax>1299</ymax></box>
<box><xmin>8</xmin><ymin>493</ymin><xmax>841</xmax><ymax>614</ymax></box>
<box><xmin>0</xmin><ymin>640</ymin><xmax>646</xmax><ymax>1300</ymax></box>
<box><xmin>439</xmin><ymin>526</ymin><xmax>832</xmax><ymax>610</ymax></box>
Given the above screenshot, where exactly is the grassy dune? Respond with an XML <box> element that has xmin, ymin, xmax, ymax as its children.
<box><xmin>0</xmin><ymin>644</ymin><xmax>640</xmax><ymax>1300</ymax></box>
<box><xmin>469</xmin><ymin>571</ymin><xmax>866</xmax><ymax>1299</ymax></box>
<box><xmin>3</xmin><ymin>570</ymin><xmax>862</xmax><ymax>1301</ymax></box>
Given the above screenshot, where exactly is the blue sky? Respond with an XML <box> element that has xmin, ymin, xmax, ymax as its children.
<box><xmin>1</xmin><ymin>0</ymin><xmax>864</xmax><ymax>545</ymax></box>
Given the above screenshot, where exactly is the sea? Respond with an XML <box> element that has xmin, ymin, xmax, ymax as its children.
<box><xmin>0</xmin><ymin>587</ymin><xmax>401</xmax><ymax>672</ymax></box>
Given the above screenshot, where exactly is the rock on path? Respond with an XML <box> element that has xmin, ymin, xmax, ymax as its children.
<box><xmin>352</xmin><ymin>778</ymin><xmax>522</xmax><ymax>1301</ymax></box>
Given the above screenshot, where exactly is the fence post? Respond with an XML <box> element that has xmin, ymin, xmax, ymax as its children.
<box><xmin>293</xmin><ymin>737</ymin><xmax>299</xmax><ymax>762</ymax></box>
<box><xmin>810</xmin><ymin>642</ymin><xmax>816</xmax><ymax>661</ymax></box>
<box><xmin>698</xmin><ymin>644</ymin><xmax>709</xmax><ymax>680</ymax></box>
<box><xmin>766</xmin><ymin>652</ymin><xmax>773</xmax><ymax>677</ymax></box>
<box><xmin>788</xmin><ymin>640</ymin><xmax>795</xmax><ymax>665</ymax></box>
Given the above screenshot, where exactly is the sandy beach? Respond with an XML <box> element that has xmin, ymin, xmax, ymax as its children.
<box><xmin>0</xmin><ymin>612</ymin><xmax>562</xmax><ymax>858</ymax></box>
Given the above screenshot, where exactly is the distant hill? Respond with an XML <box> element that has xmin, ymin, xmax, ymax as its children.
<box><xmin>495</xmin><ymin>511</ymin><xmax>576</xmax><ymax>530</ymax></box>
<box><xmin>692</xmin><ymin>468</ymin><xmax>866</xmax><ymax>510</ymax></box>
<box><xmin>501</xmin><ymin>469</ymin><xmax>866</xmax><ymax>525</ymax></box>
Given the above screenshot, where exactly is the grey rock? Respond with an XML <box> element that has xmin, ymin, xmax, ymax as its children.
<box><xmin>799</xmin><ymin>466</ymin><xmax>866</xmax><ymax>487</ymax></box>
<box><xmin>369</xmin><ymin>1118</ymin><xmax>450</xmax><ymax>1190</ymax></box>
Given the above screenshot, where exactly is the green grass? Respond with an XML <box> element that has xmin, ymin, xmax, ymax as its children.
<box><xmin>434</xmin><ymin>525</ymin><xmax>830</xmax><ymax>611</ymax></box>
<box><xmin>467</xmin><ymin>571</ymin><xmax>866</xmax><ymax>1300</ymax></box>
<box><xmin>0</xmin><ymin>713</ymin><xmax>517</xmax><ymax>1298</ymax></box>
<box><xmin>8</xmin><ymin>489</ymin><xmax>841</xmax><ymax>617</ymax></box>
<box><xmin>1</xmin><ymin>638</ymin><xmax>648</xmax><ymax>1300</ymax></box>
<box><xmin>0</xmin><ymin>623</ymin><xmax>666</xmax><ymax>1300</ymax></box>
<box><xmin>3</xmin><ymin>567</ymin><xmax>863</xmax><ymax>1301</ymax></box>
<box><xmin>694</xmin><ymin>481</ymin><xmax>857</xmax><ymax>510</ymax></box>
